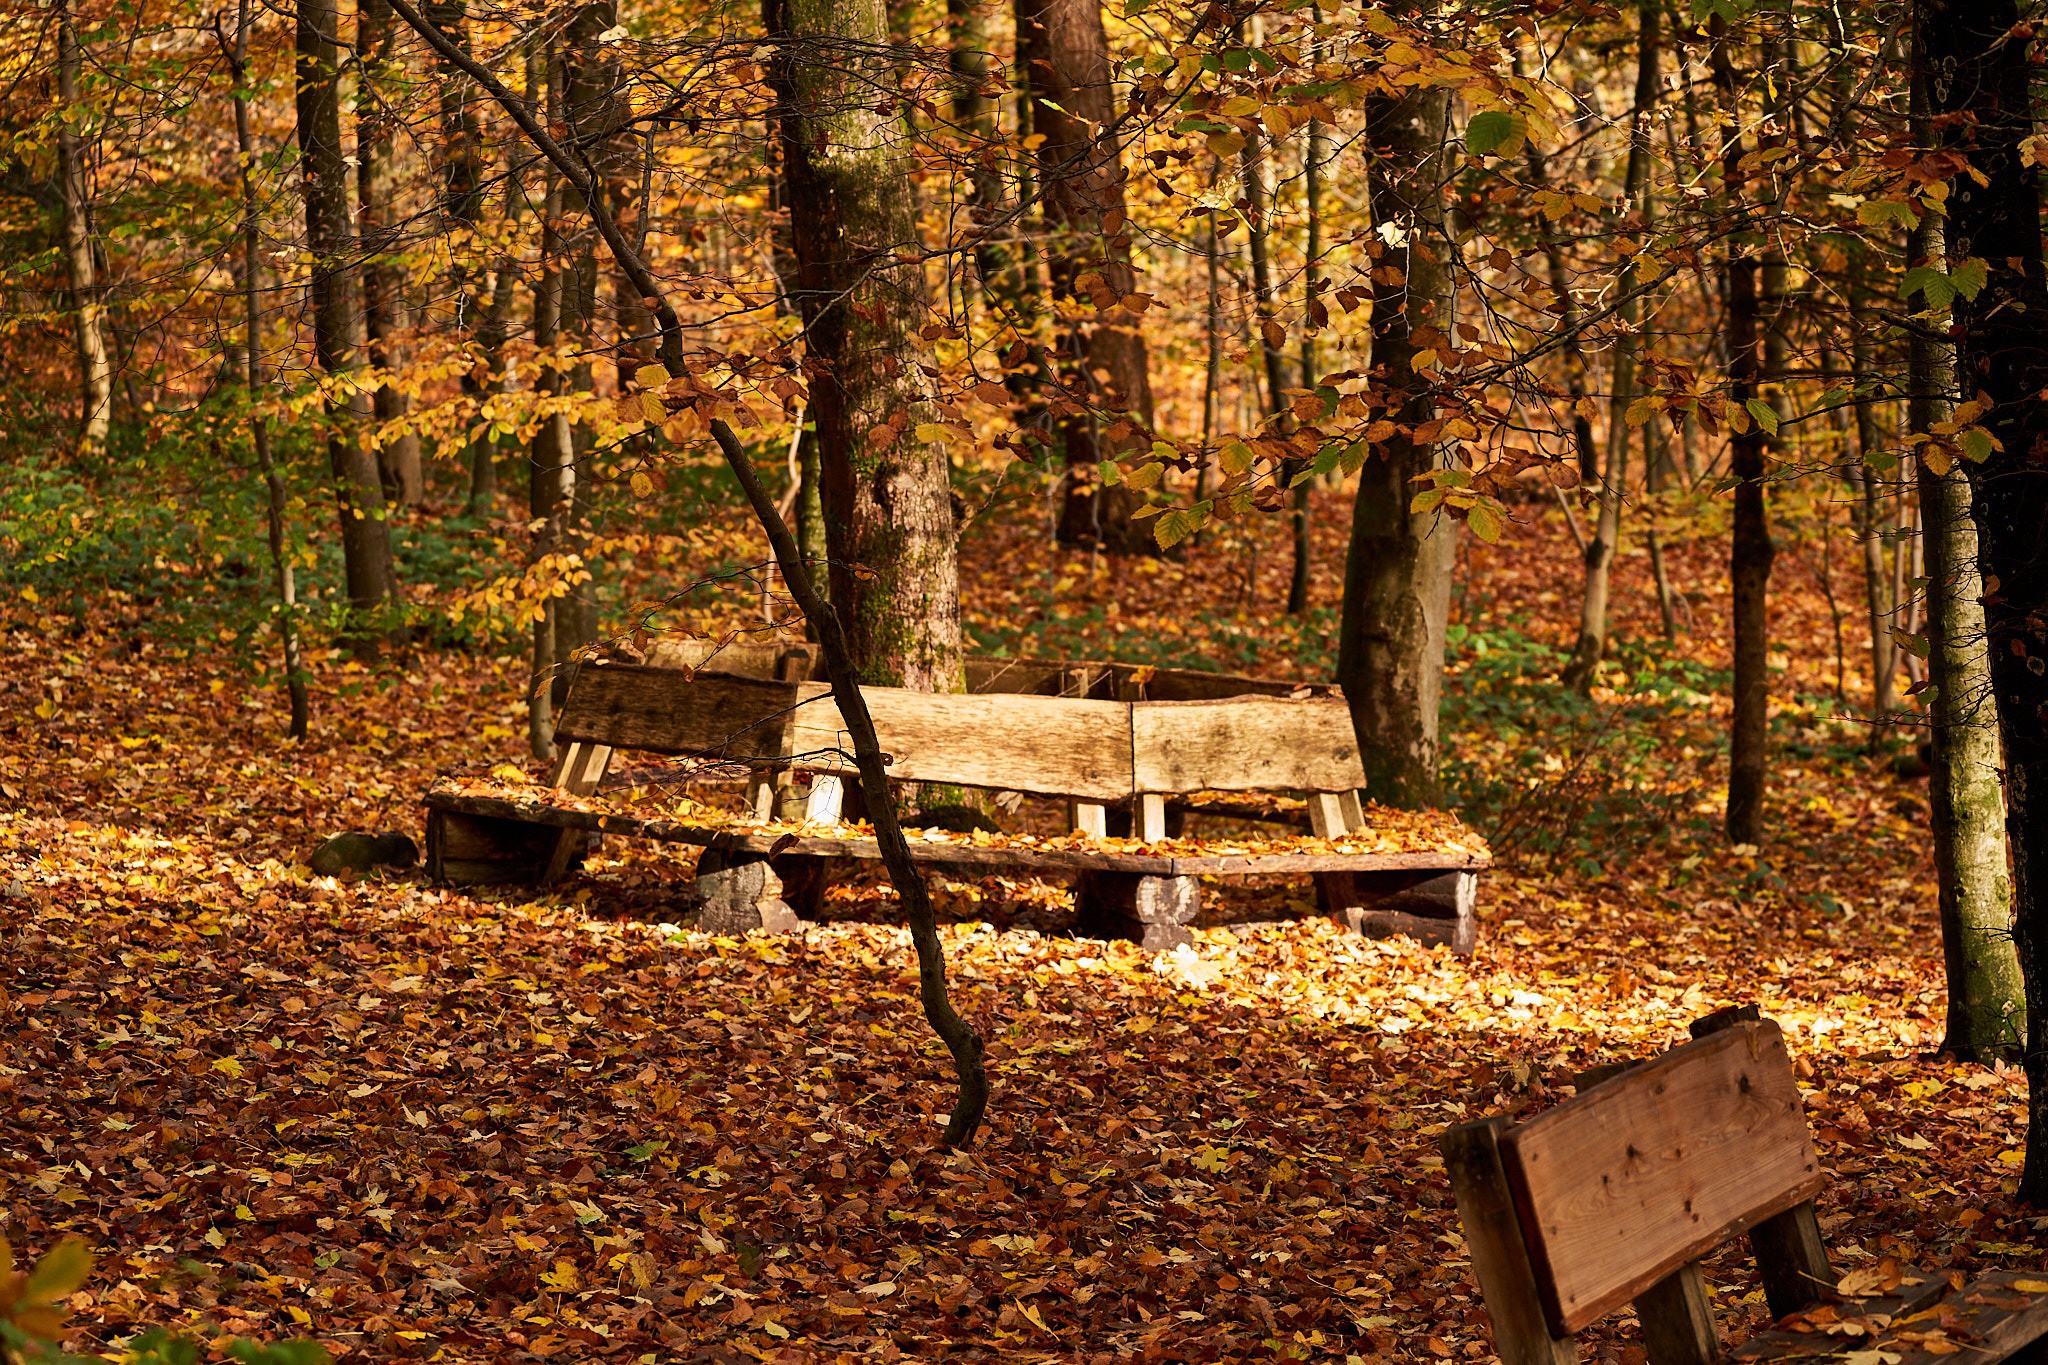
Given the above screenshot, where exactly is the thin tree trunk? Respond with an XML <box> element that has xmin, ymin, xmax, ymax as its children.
<box><xmin>1712</xmin><ymin>23</ymin><xmax>1772</xmax><ymax>845</ymax></box>
<box><xmin>1645</xmin><ymin>418</ymin><xmax>1679</xmax><ymax>639</ymax></box>
<box><xmin>388</xmin><ymin>0</ymin><xmax>988</xmax><ymax>1144</ymax></box>
<box><xmin>227</xmin><ymin>0</ymin><xmax>309</xmax><ymax>738</ymax></box>
<box><xmin>297</xmin><ymin>0</ymin><xmax>398</xmax><ymax>644</ymax></box>
<box><xmin>1918</xmin><ymin>0</ymin><xmax>2042</xmax><ymax>1091</ymax></box>
<box><xmin>1563</xmin><ymin>1</ymin><xmax>1660</xmax><ymax>693</ymax></box>
<box><xmin>1846</xmin><ymin>275</ymin><xmax>1899</xmax><ymax>720</ymax></box>
<box><xmin>56</xmin><ymin>0</ymin><xmax>112</xmax><ymax>456</ymax></box>
<box><xmin>1515</xmin><ymin>45</ymin><xmax>1597</xmax><ymax>484</ymax></box>
<box><xmin>766</xmin><ymin>0</ymin><xmax>963</xmax><ymax>687</ymax></box>
<box><xmin>358</xmin><ymin>0</ymin><xmax>424</xmax><ymax>505</ymax></box>
<box><xmin>429</xmin><ymin>0</ymin><xmax>493</xmax><ymax>514</ymax></box>
<box><xmin>1018</xmin><ymin>0</ymin><xmax>1156</xmax><ymax>551</ymax></box>
<box><xmin>1240</xmin><ymin>126</ymin><xmax>1300</xmax><ymax>611</ymax></box>
<box><xmin>948</xmin><ymin>0</ymin><xmax>1006</xmax><ymax>306</ymax></box>
<box><xmin>1337</xmin><ymin>81</ymin><xmax>1456</xmax><ymax>809</ymax></box>
<box><xmin>529</xmin><ymin>92</ymin><xmax>571</xmax><ymax>761</ymax></box>
<box><xmin>1290</xmin><ymin>101</ymin><xmax>1328</xmax><ymax>614</ymax></box>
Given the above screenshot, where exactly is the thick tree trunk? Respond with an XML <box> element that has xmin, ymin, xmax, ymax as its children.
<box><xmin>766</xmin><ymin>0</ymin><xmax>963</xmax><ymax>689</ymax></box>
<box><xmin>296</xmin><ymin>0</ymin><xmax>398</xmax><ymax>641</ymax></box>
<box><xmin>1336</xmin><ymin>86</ymin><xmax>1456</xmax><ymax>809</ymax></box>
<box><xmin>1564</xmin><ymin>1</ymin><xmax>1660</xmax><ymax>693</ymax></box>
<box><xmin>56</xmin><ymin>0</ymin><xmax>112</xmax><ymax>457</ymax></box>
<box><xmin>1712</xmin><ymin>28</ymin><xmax>1772</xmax><ymax>845</ymax></box>
<box><xmin>1910</xmin><ymin>194</ymin><xmax>2021</xmax><ymax>1060</ymax></box>
<box><xmin>230</xmin><ymin>0</ymin><xmax>309</xmax><ymax>738</ymax></box>
<box><xmin>358</xmin><ymin>0</ymin><xmax>424</xmax><ymax>505</ymax></box>
<box><xmin>1919</xmin><ymin>0</ymin><xmax>2048</xmax><ymax>1164</ymax></box>
<box><xmin>1017</xmin><ymin>0</ymin><xmax>1156</xmax><ymax>550</ymax></box>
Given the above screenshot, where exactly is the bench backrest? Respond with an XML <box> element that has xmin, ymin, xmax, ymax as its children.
<box><xmin>1443</xmin><ymin>1013</ymin><xmax>1833</xmax><ymax>1362</ymax></box>
<box><xmin>551</xmin><ymin>662</ymin><xmax>1366</xmax><ymax>802</ymax></box>
<box><xmin>642</xmin><ymin>638</ymin><xmax>1340</xmax><ymax>704</ymax></box>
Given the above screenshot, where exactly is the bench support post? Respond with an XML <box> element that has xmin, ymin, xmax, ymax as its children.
<box><xmin>1634</xmin><ymin>1263</ymin><xmax>1717</xmax><ymax>1365</ymax></box>
<box><xmin>1074</xmin><ymin>872</ymin><xmax>1199</xmax><ymax>950</ymax></box>
<box><xmin>1319</xmin><ymin>869</ymin><xmax>1479</xmax><ymax>955</ymax></box>
<box><xmin>1440</xmin><ymin>1118</ymin><xmax>1579</xmax><ymax>1365</ymax></box>
<box><xmin>694</xmin><ymin>848</ymin><xmax>802</xmax><ymax>935</ymax></box>
<box><xmin>1748</xmin><ymin>1202</ymin><xmax>1833</xmax><ymax>1319</ymax></box>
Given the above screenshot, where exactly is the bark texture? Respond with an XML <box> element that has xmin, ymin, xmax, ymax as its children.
<box><xmin>1336</xmin><ymin>86</ymin><xmax>1456</xmax><ymax>809</ymax></box>
<box><xmin>358</xmin><ymin>0</ymin><xmax>424</xmax><ymax>504</ymax></box>
<box><xmin>1919</xmin><ymin>0</ymin><xmax>2048</xmax><ymax>1166</ymax></box>
<box><xmin>766</xmin><ymin>0</ymin><xmax>964</xmax><ymax>689</ymax></box>
<box><xmin>296</xmin><ymin>0</ymin><xmax>398</xmax><ymax>635</ymax></box>
<box><xmin>1017</xmin><ymin>0</ymin><xmax>1156</xmax><ymax>550</ymax></box>
<box><xmin>56</xmin><ymin>0</ymin><xmax>113</xmax><ymax>456</ymax></box>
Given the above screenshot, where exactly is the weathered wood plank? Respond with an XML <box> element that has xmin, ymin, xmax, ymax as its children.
<box><xmin>1440</xmin><ymin>1118</ymin><xmax>1580</xmax><ymax>1365</ymax></box>
<box><xmin>553</xmin><ymin>665</ymin><xmax>800</xmax><ymax>760</ymax></box>
<box><xmin>1725</xmin><ymin>1273</ymin><xmax>1958</xmax><ymax>1361</ymax></box>
<box><xmin>1131</xmin><ymin>696</ymin><xmax>1367</xmax><ymax>793</ymax></box>
<box><xmin>1499</xmin><ymin>1019</ymin><xmax>1824</xmax><ymax>1335</ymax></box>
<box><xmin>787</xmin><ymin>684</ymin><xmax>1135</xmax><ymax>802</ymax></box>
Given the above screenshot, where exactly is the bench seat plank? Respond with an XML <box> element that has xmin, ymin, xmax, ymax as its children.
<box><xmin>423</xmin><ymin>788</ymin><xmax>1489</xmax><ymax>878</ymax></box>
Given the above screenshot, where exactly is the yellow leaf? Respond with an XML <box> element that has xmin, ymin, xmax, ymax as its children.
<box><xmin>212</xmin><ymin>1056</ymin><xmax>244</xmax><ymax>1078</ymax></box>
<box><xmin>2015</xmin><ymin>1279</ymin><xmax>2048</xmax><ymax>1293</ymax></box>
<box><xmin>634</xmin><ymin>363</ymin><xmax>668</xmax><ymax>390</ymax></box>
<box><xmin>764</xmin><ymin>1321</ymin><xmax>791</xmax><ymax>1339</ymax></box>
<box><xmin>23</xmin><ymin>1236</ymin><xmax>93</xmax><ymax>1305</ymax></box>
<box><xmin>540</xmin><ymin>1259</ymin><xmax>580</xmax><ymax>1291</ymax></box>
<box><xmin>630</xmin><ymin>471</ymin><xmax>654</xmax><ymax>498</ymax></box>
<box><xmin>640</xmin><ymin>392</ymin><xmax>666</xmax><ymax>424</ymax></box>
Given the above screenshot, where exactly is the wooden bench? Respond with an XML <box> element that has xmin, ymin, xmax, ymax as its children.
<box><xmin>423</xmin><ymin>652</ymin><xmax>1488</xmax><ymax>951</ymax></box>
<box><xmin>1442</xmin><ymin>1006</ymin><xmax>2048</xmax><ymax>1364</ymax></box>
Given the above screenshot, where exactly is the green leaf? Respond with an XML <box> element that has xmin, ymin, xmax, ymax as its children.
<box><xmin>1155</xmin><ymin>508</ymin><xmax>1200</xmax><ymax>550</ymax></box>
<box><xmin>1123</xmin><ymin>461</ymin><xmax>1165</xmax><ymax>491</ymax></box>
<box><xmin>1466</xmin><ymin>501</ymin><xmax>1507</xmax><ymax>545</ymax></box>
<box><xmin>1901</xmin><ymin>265</ymin><xmax>1955</xmax><ymax>309</ymax></box>
<box><xmin>1858</xmin><ymin>199</ymin><xmax>1921</xmax><ymax>232</ymax></box>
<box><xmin>1465</xmin><ymin>110</ymin><xmax>1525</xmax><ymax>157</ymax></box>
<box><xmin>1744</xmin><ymin>398</ymin><xmax>1781</xmax><ymax>436</ymax></box>
<box><xmin>23</xmin><ymin>1236</ymin><xmax>94</xmax><ymax>1306</ymax></box>
<box><xmin>1960</xmin><ymin>426</ymin><xmax>1998</xmax><ymax>463</ymax></box>
<box><xmin>627</xmin><ymin>1140</ymin><xmax>668</xmax><ymax>1161</ymax></box>
<box><xmin>1410</xmin><ymin>487</ymin><xmax>1449</xmax><ymax>515</ymax></box>
<box><xmin>1949</xmin><ymin>257</ymin><xmax>1989</xmax><ymax>301</ymax></box>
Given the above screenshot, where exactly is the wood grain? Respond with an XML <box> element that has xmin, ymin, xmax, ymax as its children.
<box><xmin>1131</xmin><ymin>695</ymin><xmax>1367</xmax><ymax>793</ymax></box>
<box><xmin>786</xmin><ymin>683</ymin><xmax>1136</xmax><ymax>802</ymax></box>
<box><xmin>1500</xmin><ymin>1019</ymin><xmax>1823</xmax><ymax>1335</ymax></box>
<box><xmin>553</xmin><ymin>665</ymin><xmax>800</xmax><ymax>761</ymax></box>
<box><xmin>1440</xmin><ymin>1118</ymin><xmax>1581</xmax><ymax>1365</ymax></box>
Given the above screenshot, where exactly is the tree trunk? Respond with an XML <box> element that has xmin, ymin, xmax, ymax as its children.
<box><xmin>358</xmin><ymin>0</ymin><xmax>424</xmax><ymax>505</ymax></box>
<box><xmin>766</xmin><ymin>0</ymin><xmax>963</xmax><ymax>689</ymax></box>
<box><xmin>1017</xmin><ymin>0</ymin><xmax>1156</xmax><ymax>551</ymax></box>
<box><xmin>56</xmin><ymin>0</ymin><xmax>113</xmax><ymax>457</ymax></box>
<box><xmin>1909</xmin><ymin>184</ymin><xmax>2021</xmax><ymax>1060</ymax></box>
<box><xmin>1846</xmin><ymin>270</ymin><xmax>1900</xmax><ymax>720</ymax></box>
<box><xmin>948</xmin><ymin>0</ymin><xmax>1007</xmax><ymax>306</ymax></box>
<box><xmin>1919</xmin><ymin>0</ymin><xmax>2048</xmax><ymax>1150</ymax></box>
<box><xmin>1336</xmin><ymin>84</ymin><xmax>1456</xmax><ymax>809</ymax></box>
<box><xmin>1291</xmin><ymin>93</ymin><xmax>1327</xmax><ymax>609</ymax></box>
<box><xmin>229</xmin><ymin>0</ymin><xmax>309</xmax><ymax>738</ymax></box>
<box><xmin>297</xmin><ymin>0</ymin><xmax>398</xmax><ymax>642</ymax></box>
<box><xmin>1563</xmin><ymin>0</ymin><xmax>1659</xmax><ymax>693</ymax></box>
<box><xmin>529</xmin><ymin>110</ymin><xmax>572</xmax><ymax>762</ymax></box>
<box><xmin>1240</xmin><ymin>126</ymin><xmax>1302</xmax><ymax>610</ymax></box>
<box><xmin>1712</xmin><ymin>25</ymin><xmax>1772</xmax><ymax>845</ymax></box>
<box><xmin>1515</xmin><ymin>44</ymin><xmax>1597</xmax><ymax>484</ymax></box>
<box><xmin>428</xmin><ymin>0</ymin><xmax>494</xmax><ymax>515</ymax></box>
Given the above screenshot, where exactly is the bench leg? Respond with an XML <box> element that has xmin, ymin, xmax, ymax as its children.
<box><xmin>1074</xmin><ymin>872</ymin><xmax>1199</xmax><ymax>951</ymax></box>
<box><xmin>694</xmin><ymin>848</ymin><xmax>802</xmax><ymax>935</ymax></box>
<box><xmin>1318</xmin><ymin>868</ymin><xmax>1479</xmax><ymax>955</ymax></box>
<box><xmin>773</xmin><ymin>854</ymin><xmax>835</xmax><ymax>921</ymax></box>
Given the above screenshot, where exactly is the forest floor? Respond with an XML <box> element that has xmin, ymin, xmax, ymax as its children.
<box><xmin>1</xmin><ymin>488</ymin><xmax>2031</xmax><ymax>1365</ymax></box>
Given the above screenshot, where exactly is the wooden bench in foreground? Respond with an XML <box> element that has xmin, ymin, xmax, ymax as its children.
<box><xmin>422</xmin><ymin>653</ymin><xmax>1489</xmax><ymax>952</ymax></box>
<box><xmin>1443</xmin><ymin>1005</ymin><xmax>2048</xmax><ymax>1364</ymax></box>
